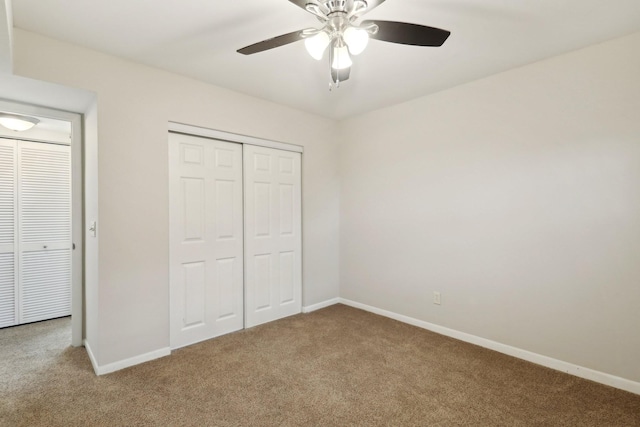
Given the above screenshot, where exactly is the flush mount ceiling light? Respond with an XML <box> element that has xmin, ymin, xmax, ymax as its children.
<box><xmin>237</xmin><ymin>0</ymin><xmax>451</xmax><ymax>88</ymax></box>
<box><xmin>0</xmin><ymin>113</ymin><xmax>40</xmax><ymax>132</ymax></box>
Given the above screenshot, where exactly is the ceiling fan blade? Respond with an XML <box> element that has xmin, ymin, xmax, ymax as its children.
<box><xmin>363</xmin><ymin>20</ymin><xmax>451</xmax><ymax>46</ymax></box>
<box><xmin>288</xmin><ymin>0</ymin><xmax>316</xmax><ymax>10</ymax></box>
<box><xmin>332</xmin><ymin>67</ymin><xmax>351</xmax><ymax>84</ymax></box>
<box><xmin>237</xmin><ymin>30</ymin><xmax>306</xmax><ymax>55</ymax></box>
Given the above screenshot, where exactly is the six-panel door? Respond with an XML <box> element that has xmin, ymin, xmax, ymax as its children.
<box><xmin>244</xmin><ymin>145</ymin><xmax>302</xmax><ymax>328</ymax></box>
<box><xmin>169</xmin><ymin>133</ymin><xmax>244</xmax><ymax>349</ymax></box>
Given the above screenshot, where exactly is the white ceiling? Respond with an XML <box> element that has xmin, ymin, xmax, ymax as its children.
<box><xmin>11</xmin><ymin>0</ymin><xmax>640</xmax><ymax>119</ymax></box>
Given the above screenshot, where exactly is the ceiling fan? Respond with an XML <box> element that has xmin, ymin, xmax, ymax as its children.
<box><xmin>237</xmin><ymin>0</ymin><xmax>451</xmax><ymax>87</ymax></box>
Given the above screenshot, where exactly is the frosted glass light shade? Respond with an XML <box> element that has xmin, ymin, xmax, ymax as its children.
<box><xmin>0</xmin><ymin>114</ymin><xmax>39</xmax><ymax>132</ymax></box>
<box><xmin>343</xmin><ymin>27</ymin><xmax>369</xmax><ymax>55</ymax></box>
<box><xmin>305</xmin><ymin>31</ymin><xmax>331</xmax><ymax>60</ymax></box>
<box><xmin>331</xmin><ymin>45</ymin><xmax>352</xmax><ymax>70</ymax></box>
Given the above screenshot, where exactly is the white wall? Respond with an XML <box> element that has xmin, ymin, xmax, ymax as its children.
<box><xmin>13</xmin><ymin>29</ymin><xmax>340</xmax><ymax>368</ymax></box>
<box><xmin>0</xmin><ymin>0</ymin><xmax>12</xmax><ymax>73</ymax></box>
<box><xmin>340</xmin><ymin>32</ymin><xmax>640</xmax><ymax>383</ymax></box>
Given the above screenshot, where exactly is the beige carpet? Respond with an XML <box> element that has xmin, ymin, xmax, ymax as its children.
<box><xmin>1</xmin><ymin>304</ymin><xmax>639</xmax><ymax>426</ymax></box>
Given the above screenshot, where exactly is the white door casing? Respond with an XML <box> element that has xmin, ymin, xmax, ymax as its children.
<box><xmin>244</xmin><ymin>145</ymin><xmax>302</xmax><ymax>328</ymax></box>
<box><xmin>0</xmin><ymin>101</ymin><xmax>82</xmax><ymax>345</ymax></box>
<box><xmin>169</xmin><ymin>133</ymin><xmax>244</xmax><ymax>349</ymax></box>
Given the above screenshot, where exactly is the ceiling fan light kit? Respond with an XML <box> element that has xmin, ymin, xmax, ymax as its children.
<box><xmin>237</xmin><ymin>0</ymin><xmax>451</xmax><ymax>87</ymax></box>
<box><xmin>304</xmin><ymin>31</ymin><xmax>331</xmax><ymax>60</ymax></box>
<box><xmin>343</xmin><ymin>26</ymin><xmax>369</xmax><ymax>55</ymax></box>
<box><xmin>331</xmin><ymin>41</ymin><xmax>353</xmax><ymax>70</ymax></box>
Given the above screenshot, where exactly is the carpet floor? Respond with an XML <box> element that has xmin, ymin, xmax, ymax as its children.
<box><xmin>1</xmin><ymin>304</ymin><xmax>639</xmax><ymax>426</ymax></box>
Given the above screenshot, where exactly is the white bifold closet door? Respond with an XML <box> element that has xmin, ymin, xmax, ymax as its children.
<box><xmin>244</xmin><ymin>145</ymin><xmax>301</xmax><ymax>328</ymax></box>
<box><xmin>0</xmin><ymin>138</ymin><xmax>72</xmax><ymax>328</ymax></box>
<box><xmin>169</xmin><ymin>133</ymin><xmax>244</xmax><ymax>349</ymax></box>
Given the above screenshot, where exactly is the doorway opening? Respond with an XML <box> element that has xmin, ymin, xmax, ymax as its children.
<box><xmin>0</xmin><ymin>99</ymin><xmax>83</xmax><ymax>347</ymax></box>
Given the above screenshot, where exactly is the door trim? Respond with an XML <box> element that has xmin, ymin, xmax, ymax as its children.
<box><xmin>168</xmin><ymin>122</ymin><xmax>303</xmax><ymax>154</ymax></box>
<box><xmin>0</xmin><ymin>99</ymin><xmax>83</xmax><ymax>346</ymax></box>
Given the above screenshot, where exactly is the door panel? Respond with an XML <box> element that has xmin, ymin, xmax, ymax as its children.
<box><xmin>244</xmin><ymin>146</ymin><xmax>301</xmax><ymax>328</ymax></box>
<box><xmin>215</xmin><ymin>180</ymin><xmax>235</xmax><ymax>238</ymax></box>
<box><xmin>169</xmin><ymin>133</ymin><xmax>243</xmax><ymax>349</ymax></box>
<box><xmin>0</xmin><ymin>139</ymin><xmax>16</xmax><ymax>328</ymax></box>
<box><xmin>182</xmin><ymin>261</ymin><xmax>206</xmax><ymax>327</ymax></box>
<box><xmin>254</xmin><ymin>254</ymin><xmax>272</xmax><ymax>311</ymax></box>
<box><xmin>0</xmin><ymin>139</ymin><xmax>72</xmax><ymax>327</ymax></box>
<box><xmin>182</xmin><ymin>178</ymin><xmax>205</xmax><ymax>241</ymax></box>
<box><xmin>279</xmin><ymin>251</ymin><xmax>295</xmax><ymax>304</ymax></box>
<box><xmin>18</xmin><ymin>141</ymin><xmax>71</xmax><ymax>324</ymax></box>
<box><xmin>0</xmin><ymin>253</ymin><xmax>14</xmax><ymax>328</ymax></box>
<box><xmin>20</xmin><ymin>249</ymin><xmax>71</xmax><ymax>323</ymax></box>
<box><xmin>216</xmin><ymin>257</ymin><xmax>236</xmax><ymax>319</ymax></box>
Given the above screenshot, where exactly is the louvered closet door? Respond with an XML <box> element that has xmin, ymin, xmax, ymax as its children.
<box><xmin>169</xmin><ymin>133</ymin><xmax>244</xmax><ymax>349</ymax></box>
<box><xmin>18</xmin><ymin>141</ymin><xmax>72</xmax><ymax>324</ymax></box>
<box><xmin>0</xmin><ymin>139</ymin><xmax>17</xmax><ymax>328</ymax></box>
<box><xmin>244</xmin><ymin>146</ymin><xmax>302</xmax><ymax>328</ymax></box>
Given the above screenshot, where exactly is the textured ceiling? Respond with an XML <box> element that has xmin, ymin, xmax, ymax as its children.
<box><xmin>11</xmin><ymin>0</ymin><xmax>640</xmax><ymax>119</ymax></box>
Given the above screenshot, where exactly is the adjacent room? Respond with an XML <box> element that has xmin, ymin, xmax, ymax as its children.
<box><xmin>1</xmin><ymin>0</ymin><xmax>639</xmax><ymax>425</ymax></box>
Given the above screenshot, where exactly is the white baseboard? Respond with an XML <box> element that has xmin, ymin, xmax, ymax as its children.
<box><xmin>83</xmin><ymin>339</ymin><xmax>171</xmax><ymax>376</ymax></box>
<box><xmin>338</xmin><ymin>298</ymin><xmax>640</xmax><ymax>396</ymax></box>
<box><xmin>302</xmin><ymin>297</ymin><xmax>340</xmax><ymax>313</ymax></box>
<box><xmin>83</xmin><ymin>339</ymin><xmax>100</xmax><ymax>375</ymax></box>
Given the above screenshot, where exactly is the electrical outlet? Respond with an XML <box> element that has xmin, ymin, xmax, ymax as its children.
<box><xmin>433</xmin><ymin>291</ymin><xmax>441</xmax><ymax>305</ymax></box>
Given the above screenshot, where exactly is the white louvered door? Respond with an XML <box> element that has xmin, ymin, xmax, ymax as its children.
<box><xmin>18</xmin><ymin>141</ymin><xmax>72</xmax><ymax>324</ymax></box>
<box><xmin>0</xmin><ymin>138</ymin><xmax>72</xmax><ymax>328</ymax></box>
<box><xmin>0</xmin><ymin>139</ymin><xmax>17</xmax><ymax>328</ymax></box>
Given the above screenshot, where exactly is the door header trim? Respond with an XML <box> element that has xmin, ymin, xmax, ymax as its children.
<box><xmin>168</xmin><ymin>122</ymin><xmax>303</xmax><ymax>154</ymax></box>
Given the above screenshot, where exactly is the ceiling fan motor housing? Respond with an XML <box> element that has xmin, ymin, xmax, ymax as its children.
<box><xmin>324</xmin><ymin>1</ymin><xmax>349</xmax><ymax>15</ymax></box>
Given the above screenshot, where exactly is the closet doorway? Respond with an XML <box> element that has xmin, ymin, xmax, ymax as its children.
<box><xmin>0</xmin><ymin>101</ymin><xmax>83</xmax><ymax>347</ymax></box>
<box><xmin>168</xmin><ymin>127</ymin><xmax>302</xmax><ymax>350</ymax></box>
